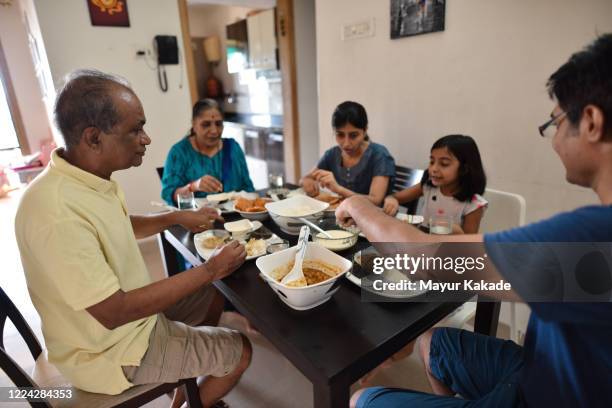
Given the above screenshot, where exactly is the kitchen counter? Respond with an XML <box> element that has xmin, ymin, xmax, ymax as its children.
<box><xmin>223</xmin><ymin>112</ymin><xmax>283</xmax><ymax>129</ymax></box>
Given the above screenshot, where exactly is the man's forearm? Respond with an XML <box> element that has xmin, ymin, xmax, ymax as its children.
<box><xmin>88</xmin><ymin>264</ymin><xmax>215</xmax><ymax>329</ymax></box>
<box><xmin>130</xmin><ymin>212</ymin><xmax>180</xmax><ymax>239</ymax></box>
<box><xmin>345</xmin><ymin>197</ymin><xmax>521</xmax><ymax>301</ymax></box>
<box><xmin>349</xmin><ymin>197</ymin><xmax>434</xmax><ymax>243</ymax></box>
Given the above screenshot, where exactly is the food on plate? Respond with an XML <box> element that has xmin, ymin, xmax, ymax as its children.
<box><xmin>315</xmin><ymin>193</ymin><xmax>343</xmax><ymax>209</ymax></box>
<box><xmin>245</xmin><ymin>238</ymin><xmax>266</xmax><ymax>257</ymax></box>
<box><xmin>202</xmin><ymin>235</ymin><xmax>227</xmax><ymax>249</ymax></box>
<box><xmin>235</xmin><ymin>197</ymin><xmax>271</xmax><ymax>213</ymax></box>
<box><xmin>272</xmin><ymin>259</ymin><xmax>341</xmax><ymax>287</ymax></box>
<box><xmin>274</xmin><ymin>205</ymin><xmax>319</xmax><ymax>217</ymax></box>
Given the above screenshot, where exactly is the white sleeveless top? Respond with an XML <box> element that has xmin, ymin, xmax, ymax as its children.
<box><xmin>420</xmin><ymin>184</ymin><xmax>488</xmax><ymax>226</ymax></box>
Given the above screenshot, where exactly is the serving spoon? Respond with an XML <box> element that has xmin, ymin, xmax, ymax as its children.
<box><xmin>281</xmin><ymin>226</ymin><xmax>310</xmax><ymax>285</ymax></box>
<box><xmin>297</xmin><ymin>217</ymin><xmax>333</xmax><ymax>238</ymax></box>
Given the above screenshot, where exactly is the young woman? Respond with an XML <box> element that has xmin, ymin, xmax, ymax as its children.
<box><xmin>301</xmin><ymin>101</ymin><xmax>395</xmax><ymax>206</ymax></box>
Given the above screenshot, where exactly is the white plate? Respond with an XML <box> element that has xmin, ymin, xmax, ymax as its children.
<box><xmin>357</xmin><ymin>213</ymin><xmax>424</xmax><ymax>239</ymax></box>
<box><xmin>195</xmin><ymin>198</ymin><xmax>235</xmax><ymax>214</ymax></box>
<box><xmin>193</xmin><ymin>232</ymin><xmax>283</xmax><ymax>261</ymax></box>
<box><xmin>206</xmin><ymin>192</ymin><xmax>234</xmax><ymax>203</ymax></box>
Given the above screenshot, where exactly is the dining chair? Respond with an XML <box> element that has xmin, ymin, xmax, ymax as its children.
<box><xmin>156</xmin><ymin>166</ymin><xmax>164</xmax><ymax>180</ymax></box>
<box><xmin>392</xmin><ymin>165</ymin><xmax>424</xmax><ymax>214</ymax></box>
<box><xmin>0</xmin><ymin>286</ymin><xmax>203</xmax><ymax>407</ymax></box>
<box><xmin>444</xmin><ymin>188</ymin><xmax>528</xmax><ymax>341</ymax></box>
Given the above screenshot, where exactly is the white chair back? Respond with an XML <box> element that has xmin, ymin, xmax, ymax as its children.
<box><xmin>481</xmin><ymin>188</ymin><xmax>528</xmax><ymax>343</ymax></box>
<box><xmin>480</xmin><ymin>188</ymin><xmax>527</xmax><ymax>233</ymax></box>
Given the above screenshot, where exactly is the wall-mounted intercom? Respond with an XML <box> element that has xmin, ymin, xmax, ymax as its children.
<box><xmin>153</xmin><ymin>35</ymin><xmax>178</xmax><ymax>92</ymax></box>
<box><xmin>154</xmin><ymin>35</ymin><xmax>178</xmax><ymax>64</ymax></box>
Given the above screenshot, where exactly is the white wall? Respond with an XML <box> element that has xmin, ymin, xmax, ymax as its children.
<box><xmin>315</xmin><ymin>0</ymin><xmax>612</xmax><ymax>222</ymax></box>
<box><xmin>293</xmin><ymin>0</ymin><xmax>319</xmax><ymax>177</ymax></box>
<box><xmin>0</xmin><ymin>0</ymin><xmax>54</xmax><ymax>154</ymax></box>
<box><xmin>34</xmin><ymin>0</ymin><xmax>193</xmax><ymax>214</ymax></box>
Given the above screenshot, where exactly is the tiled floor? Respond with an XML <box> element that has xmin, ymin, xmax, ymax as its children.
<box><xmin>1</xmin><ymin>189</ymin><xmax>435</xmax><ymax>407</ymax></box>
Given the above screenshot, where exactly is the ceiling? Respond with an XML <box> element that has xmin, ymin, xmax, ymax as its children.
<box><xmin>187</xmin><ymin>0</ymin><xmax>276</xmax><ymax>8</ymax></box>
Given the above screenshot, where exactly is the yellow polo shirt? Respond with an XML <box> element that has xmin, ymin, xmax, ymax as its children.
<box><xmin>15</xmin><ymin>149</ymin><xmax>157</xmax><ymax>395</ymax></box>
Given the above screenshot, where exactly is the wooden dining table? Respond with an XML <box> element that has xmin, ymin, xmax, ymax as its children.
<box><xmin>157</xmin><ymin>190</ymin><xmax>500</xmax><ymax>408</ymax></box>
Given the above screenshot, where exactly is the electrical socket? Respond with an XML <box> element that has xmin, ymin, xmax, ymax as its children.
<box><xmin>341</xmin><ymin>18</ymin><xmax>375</xmax><ymax>41</ymax></box>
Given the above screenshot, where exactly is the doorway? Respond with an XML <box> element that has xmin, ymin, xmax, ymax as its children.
<box><xmin>178</xmin><ymin>0</ymin><xmax>310</xmax><ymax>184</ymax></box>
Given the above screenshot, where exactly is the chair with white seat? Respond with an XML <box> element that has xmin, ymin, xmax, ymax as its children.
<box><xmin>479</xmin><ymin>188</ymin><xmax>526</xmax><ymax>234</ymax></box>
<box><xmin>0</xmin><ymin>286</ymin><xmax>203</xmax><ymax>407</ymax></box>
<box><xmin>443</xmin><ymin>188</ymin><xmax>528</xmax><ymax>341</ymax></box>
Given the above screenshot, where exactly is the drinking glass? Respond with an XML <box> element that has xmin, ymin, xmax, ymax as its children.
<box><xmin>177</xmin><ymin>191</ymin><xmax>196</xmax><ymax>210</ymax></box>
<box><xmin>429</xmin><ymin>215</ymin><xmax>453</xmax><ymax>235</ymax></box>
<box><xmin>268</xmin><ymin>173</ymin><xmax>284</xmax><ymax>189</ymax></box>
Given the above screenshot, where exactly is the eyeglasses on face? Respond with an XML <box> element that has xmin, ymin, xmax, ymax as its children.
<box><xmin>538</xmin><ymin>111</ymin><xmax>568</xmax><ymax>138</ymax></box>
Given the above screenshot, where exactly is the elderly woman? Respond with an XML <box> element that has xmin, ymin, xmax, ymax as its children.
<box><xmin>301</xmin><ymin>101</ymin><xmax>395</xmax><ymax>205</ymax></box>
<box><xmin>162</xmin><ymin>99</ymin><xmax>254</xmax><ymax>205</ymax></box>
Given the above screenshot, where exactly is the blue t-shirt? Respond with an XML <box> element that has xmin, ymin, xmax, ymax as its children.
<box><xmin>317</xmin><ymin>142</ymin><xmax>395</xmax><ymax>195</ymax></box>
<box><xmin>484</xmin><ymin>205</ymin><xmax>612</xmax><ymax>407</ymax></box>
<box><xmin>161</xmin><ymin>137</ymin><xmax>254</xmax><ymax>205</ymax></box>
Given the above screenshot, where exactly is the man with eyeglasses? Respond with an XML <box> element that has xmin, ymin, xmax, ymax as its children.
<box><xmin>339</xmin><ymin>34</ymin><xmax>612</xmax><ymax>407</ymax></box>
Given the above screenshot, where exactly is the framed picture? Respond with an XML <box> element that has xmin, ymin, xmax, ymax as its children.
<box><xmin>87</xmin><ymin>0</ymin><xmax>130</xmax><ymax>27</ymax></box>
<box><xmin>391</xmin><ymin>0</ymin><xmax>445</xmax><ymax>39</ymax></box>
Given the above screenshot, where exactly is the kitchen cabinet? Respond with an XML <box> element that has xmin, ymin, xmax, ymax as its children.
<box><xmin>247</xmin><ymin>9</ymin><xmax>277</xmax><ymax>70</ymax></box>
<box><xmin>226</xmin><ymin>20</ymin><xmax>249</xmax><ymax>74</ymax></box>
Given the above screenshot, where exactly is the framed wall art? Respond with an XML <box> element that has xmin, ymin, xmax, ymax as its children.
<box><xmin>391</xmin><ymin>0</ymin><xmax>445</xmax><ymax>39</ymax></box>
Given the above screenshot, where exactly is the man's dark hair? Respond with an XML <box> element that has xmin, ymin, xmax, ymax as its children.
<box><xmin>547</xmin><ymin>33</ymin><xmax>612</xmax><ymax>138</ymax></box>
<box><xmin>54</xmin><ymin>69</ymin><xmax>132</xmax><ymax>147</ymax></box>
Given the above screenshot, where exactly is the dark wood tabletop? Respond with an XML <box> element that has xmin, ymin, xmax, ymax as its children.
<box><xmin>158</xmin><ymin>193</ymin><xmax>500</xmax><ymax>407</ymax></box>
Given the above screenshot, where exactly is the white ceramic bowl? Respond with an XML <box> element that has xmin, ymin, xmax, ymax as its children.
<box><xmin>255</xmin><ymin>242</ymin><xmax>353</xmax><ymax>310</ymax></box>
<box><xmin>234</xmin><ymin>207</ymin><xmax>269</xmax><ymax>221</ymax></box>
<box><xmin>265</xmin><ymin>195</ymin><xmax>329</xmax><ymax>235</ymax></box>
<box><xmin>311</xmin><ymin>218</ymin><xmax>359</xmax><ymax>252</ymax></box>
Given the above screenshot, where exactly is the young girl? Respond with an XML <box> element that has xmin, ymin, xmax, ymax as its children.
<box><xmin>383</xmin><ymin>134</ymin><xmax>487</xmax><ymax>234</ymax></box>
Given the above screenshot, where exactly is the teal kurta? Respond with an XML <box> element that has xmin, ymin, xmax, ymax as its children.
<box><xmin>162</xmin><ymin>137</ymin><xmax>254</xmax><ymax>205</ymax></box>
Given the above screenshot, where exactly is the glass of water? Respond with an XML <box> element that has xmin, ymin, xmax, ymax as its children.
<box><xmin>268</xmin><ymin>173</ymin><xmax>284</xmax><ymax>189</ymax></box>
<box><xmin>177</xmin><ymin>191</ymin><xmax>196</xmax><ymax>210</ymax></box>
<box><xmin>429</xmin><ymin>215</ymin><xmax>453</xmax><ymax>235</ymax></box>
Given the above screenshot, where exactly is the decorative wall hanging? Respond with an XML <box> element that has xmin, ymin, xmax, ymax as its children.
<box><xmin>87</xmin><ymin>0</ymin><xmax>130</xmax><ymax>27</ymax></box>
<box><xmin>391</xmin><ymin>0</ymin><xmax>445</xmax><ymax>39</ymax></box>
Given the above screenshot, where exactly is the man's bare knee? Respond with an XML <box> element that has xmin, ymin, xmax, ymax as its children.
<box><xmin>416</xmin><ymin>328</ymin><xmax>436</xmax><ymax>368</ymax></box>
<box><xmin>349</xmin><ymin>388</ymin><xmax>367</xmax><ymax>408</ymax></box>
<box><xmin>233</xmin><ymin>334</ymin><xmax>252</xmax><ymax>374</ymax></box>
